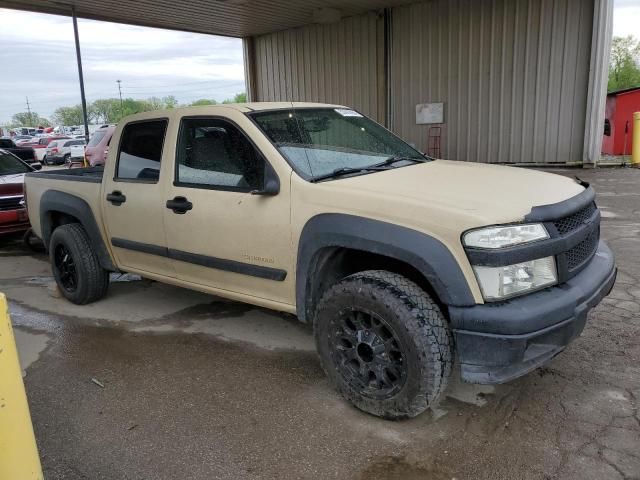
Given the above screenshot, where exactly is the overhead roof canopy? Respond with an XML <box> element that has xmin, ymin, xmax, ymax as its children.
<box><xmin>0</xmin><ymin>0</ymin><xmax>415</xmax><ymax>37</ymax></box>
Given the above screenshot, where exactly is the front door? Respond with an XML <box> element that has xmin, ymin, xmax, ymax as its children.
<box><xmin>102</xmin><ymin>119</ymin><xmax>173</xmax><ymax>277</ymax></box>
<box><xmin>162</xmin><ymin>115</ymin><xmax>293</xmax><ymax>306</ymax></box>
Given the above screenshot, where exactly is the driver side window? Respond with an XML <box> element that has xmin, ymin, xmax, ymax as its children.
<box><xmin>176</xmin><ymin>118</ymin><xmax>264</xmax><ymax>191</ymax></box>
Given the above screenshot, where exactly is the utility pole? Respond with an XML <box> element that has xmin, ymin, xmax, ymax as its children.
<box><xmin>71</xmin><ymin>5</ymin><xmax>90</xmax><ymax>143</ymax></box>
<box><xmin>25</xmin><ymin>97</ymin><xmax>33</xmax><ymax>126</ymax></box>
<box><xmin>117</xmin><ymin>80</ymin><xmax>123</xmax><ymax>117</ymax></box>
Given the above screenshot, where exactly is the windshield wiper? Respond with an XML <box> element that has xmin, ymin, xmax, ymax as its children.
<box><xmin>310</xmin><ymin>166</ymin><xmax>388</xmax><ymax>183</ymax></box>
<box><xmin>371</xmin><ymin>155</ymin><xmax>429</xmax><ymax>168</ymax></box>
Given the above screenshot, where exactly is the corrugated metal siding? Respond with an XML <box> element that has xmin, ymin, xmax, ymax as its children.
<box><xmin>391</xmin><ymin>0</ymin><xmax>594</xmax><ymax>164</ymax></box>
<box><xmin>252</xmin><ymin>12</ymin><xmax>386</xmax><ymax>123</ymax></box>
<box><xmin>0</xmin><ymin>0</ymin><xmax>415</xmax><ymax>37</ymax></box>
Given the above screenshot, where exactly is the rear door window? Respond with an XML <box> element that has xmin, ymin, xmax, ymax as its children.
<box><xmin>88</xmin><ymin>131</ymin><xmax>106</xmax><ymax>147</ymax></box>
<box><xmin>116</xmin><ymin>120</ymin><xmax>167</xmax><ymax>182</ymax></box>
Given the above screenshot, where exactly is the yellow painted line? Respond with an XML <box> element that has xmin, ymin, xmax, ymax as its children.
<box><xmin>0</xmin><ymin>293</ymin><xmax>43</xmax><ymax>480</ymax></box>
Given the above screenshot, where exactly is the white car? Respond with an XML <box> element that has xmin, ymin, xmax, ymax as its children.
<box><xmin>69</xmin><ymin>143</ymin><xmax>86</xmax><ymax>162</ymax></box>
<box><xmin>43</xmin><ymin>139</ymin><xmax>86</xmax><ymax>165</ymax></box>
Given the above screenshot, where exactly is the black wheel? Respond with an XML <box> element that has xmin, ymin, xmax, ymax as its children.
<box><xmin>49</xmin><ymin>223</ymin><xmax>109</xmax><ymax>304</ymax></box>
<box><xmin>42</xmin><ymin>156</ymin><xmax>48</xmax><ymax>166</ymax></box>
<box><xmin>63</xmin><ymin>154</ymin><xmax>71</xmax><ymax>165</ymax></box>
<box><xmin>315</xmin><ymin>270</ymin><xmax>452</xmax><ymax>419</ymax></box>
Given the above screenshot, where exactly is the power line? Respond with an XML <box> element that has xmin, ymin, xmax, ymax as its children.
<box><xmin>124</xmin><ymin>78</ymin><xmax>244</xmax><ymax>90</ymax></box>
<box><xmin>121</xmin><ymin>83</ymin><xmax>245</xmax><ymax>97</ymax></box>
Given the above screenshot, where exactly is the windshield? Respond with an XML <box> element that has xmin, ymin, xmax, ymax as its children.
<box><xmin>87</xmin><ymin>131</ymin><xmax>106</xmax><ymax>147</ymax></box>
<box><xmin>250</xmin><ymin>108</ymin><xmax>427</xmax><ymax>180</ymax></box>
<box><xmin>0</xmin><ymin>153</ymin><xmax>30</xmax><ymax>175</ymax></box>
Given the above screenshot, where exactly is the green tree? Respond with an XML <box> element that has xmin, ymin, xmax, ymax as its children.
<box><xmin>162</xmin><ymin>95</ymin><xmax>179</xmax><ymax>109</ymax></box>
<box><xmin>11</xmin><ymin>111</ymin><xmax>41</xmax><ymax>126</ymax></box>
<box><xmin>52</xmin><ymin>105</ymin><xmax>85</xmax><ymax>126</ymax></box>
<box><xmin>608</xmin><ymin>35</ymin><xmax>640</xmax><ymax>91</ymax></box>
<box><xmin>146</xmin><ymin>96</ymin><xmax>164</xmax><ymax>110</ymax></box>
<box><xmin>190</xmin><ymin>98</ymin><xmax>218</xmax><ymax>106</ymax></box>
<box><xmin>91</xmin><ymin>99</ymin><xmax>120</xmax><ymax>124</ymax></box>
<box><xmin>222</xmin><ymin>92</ymin><xmax>247</xmax><ymax>104</ymax></box>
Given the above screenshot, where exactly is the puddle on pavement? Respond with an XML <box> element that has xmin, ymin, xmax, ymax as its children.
<box><xmin>13</xmin><ymin>327</ymin><xmax>50</xmax><ymax>376</ymax></box>
<box><xmin>133</xmin><ymin>302</ymin><xmax>315</xmax><ymax>351</ymax></box>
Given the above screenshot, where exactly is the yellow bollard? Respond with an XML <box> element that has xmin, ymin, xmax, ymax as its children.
<box><xmin>0</xmin><ymin>293</ymin><xmax>44</xmax><ymax>480</ymax></box>
<box><xmin>632</xmin><ymin>112</ymin><xmax>640</xmax><ymax>167</ymax></box>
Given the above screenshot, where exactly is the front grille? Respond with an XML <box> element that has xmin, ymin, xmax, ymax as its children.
<box><xmin>566</xmin><ymin>228</ymin><xmax>599</xmax><ymax>271</ymax></box>
<box><xmin>0</xmin><ymin>196</ymin><xmax>23</xmax><ymax>211</ymax></box>
<box><xmin>553</xmin><ymin>202</ymin><xmax>597</xmax><ymax>235</ymax></box>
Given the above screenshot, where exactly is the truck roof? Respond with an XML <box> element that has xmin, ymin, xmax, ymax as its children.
<box><xmin>120</xmin><ymin>102</ymin><xmax>347</xmax><ymax>123</ymax></box>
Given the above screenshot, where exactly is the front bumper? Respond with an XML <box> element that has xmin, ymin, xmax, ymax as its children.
<box><xmin>449</xmin><ymin>241</ymin><xmax>616</xmax><ymax>384</ymax></box>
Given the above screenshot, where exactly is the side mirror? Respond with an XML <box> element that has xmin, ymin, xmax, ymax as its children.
<box><xmin>250</xmin><ymin>160</ymin><xmax>280</xmax><ymax>196</ymax></box>
<box><xmin>32</xmin><ymin>163</ymin><xmax>42</xmax><ymax>171</ymax></box>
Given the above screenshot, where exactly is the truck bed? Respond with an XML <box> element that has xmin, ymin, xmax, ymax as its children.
<box><xmin>26</xmin><ymin>166</ymin><xmax>104</xmax><ymax>183</ymax></box>
<box><xmin>25</xmin><ymin>166</ymin><xmax>105</xmax><ymax>242</ymax></box>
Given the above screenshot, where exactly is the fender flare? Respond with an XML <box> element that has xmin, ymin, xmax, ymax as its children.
<box><xmin>39</xmin><ymin>190</ymin><xmax>116</xmax><ymax>271</ymax></box>
<box><xmin>296</xmin><ymin>214</ymin><xmax>475</xmax><ymax>322</ymax></box>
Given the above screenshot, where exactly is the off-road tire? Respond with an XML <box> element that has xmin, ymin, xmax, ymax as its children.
<box><xmin>49</xmin><ymin>223</ymin><xmax>109</xmax><ymax>304</ymax></box>
<box><xmin>315</xmin><ymin>270</ymin><xmax>453</xmax><ymax>419</ymax></box>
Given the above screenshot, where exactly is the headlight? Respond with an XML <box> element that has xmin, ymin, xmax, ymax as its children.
<box><xmin>473</xmin><ymin>256</ymin><xmax>557</xmax><ymax>301</ymax></box>
<box><xmin>464</xmin><ymin>224</ymin><xmax>549</xmax><ymax>249</ymax></box>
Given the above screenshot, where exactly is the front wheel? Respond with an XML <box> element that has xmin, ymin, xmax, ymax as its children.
<box><xmin>314</xmin><ymin>270</ymin><xmax>453</xmax><ymax>419</ymax></box>
<box><xmin>49</xmin><ymin>223</ymin><xmax>109</xmax><ymax>304</ymax></box>
<box><xmin>63</xmin><ymin>154</ymin><xmax>71</xmax><ymax>165</ymax></box>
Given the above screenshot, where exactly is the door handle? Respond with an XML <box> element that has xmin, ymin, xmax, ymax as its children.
<box><xmin>106</xmin><ymin>191</ymin><xmax>126</xmax><ymax>206</ymax></box>
<box><xmin>166</xmin><ymin>196</ymin><xmax>193</xmax><ymax>214</ymax></box>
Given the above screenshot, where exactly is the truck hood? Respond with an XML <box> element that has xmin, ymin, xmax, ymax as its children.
<box><xmin>0</xmin><ymin>174</ymin><xmax>26</xmax><ymax>196</ymax></box>
<box><xmin>318</xmin><ymin>160</ymin><xmax>585</xmax><ymax>225</ymax></box>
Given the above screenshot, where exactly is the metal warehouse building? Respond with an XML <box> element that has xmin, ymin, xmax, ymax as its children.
<box><xmin>2</xmin><ymin>0</ymin><xmax>614</xmax><ymax>166</ymax></box>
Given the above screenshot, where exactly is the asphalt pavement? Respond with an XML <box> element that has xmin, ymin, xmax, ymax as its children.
<box><xmin>2</xmin><ymin>167</ymin><xmax>639</xmax><ymax>480</ymax></box>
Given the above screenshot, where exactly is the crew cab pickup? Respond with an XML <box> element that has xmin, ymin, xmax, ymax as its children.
<box><xmin>0</xmin><ymin>138</ymin><xmax>37</xmax><ymax>164</ymax></box>
<box><xmin>24</xmin><ymin>103</ymin><xmax>616</xmax><ymax>419</ymax></box>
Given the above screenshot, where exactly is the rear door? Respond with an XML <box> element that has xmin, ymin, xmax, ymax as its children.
<box><xmin>101</xmin><ymin>119</ymin><xmax>174</xmax><ymax>277</ymax></box>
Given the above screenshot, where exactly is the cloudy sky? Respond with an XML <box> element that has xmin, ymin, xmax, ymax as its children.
<box><xmin>0</xmin><ymin>9</ymin><xmax>245</xmax><ymax>124</ymax></box>
<box><xmin>1</xmin><ymin>1</ymin><xmax>638</xmax><ymax>125</ymax></box>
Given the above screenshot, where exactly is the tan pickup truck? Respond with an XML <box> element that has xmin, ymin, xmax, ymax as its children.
<box><xmin>25</xmin><ymin>103</ymin><xmax>616</xmax><ymax>418</ymax></box>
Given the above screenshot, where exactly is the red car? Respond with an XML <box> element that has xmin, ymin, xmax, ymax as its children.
<box><xmin>85</xmin><ymin>126</ymin><xmax>115</xmax><ymax>166</ymax></box>
<box><xmin>0</xmin><ymin>149</ymin><xmax>41</xmax><ymax>235</ymax></box>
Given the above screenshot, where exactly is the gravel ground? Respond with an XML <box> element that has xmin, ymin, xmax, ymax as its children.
<box><xmin>1</xmin><ymin>166</ymin><xmax>638</xmax><ymax>480</ymax></box>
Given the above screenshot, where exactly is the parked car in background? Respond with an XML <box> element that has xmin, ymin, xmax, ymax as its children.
<box><xmin>34</xmin><ymin>136</ymin><xmax>71</xmax><ymax>162</ymax></box>
<box><xmin>84</xmin><ymin>125</ymin><xmax>115</xmax><ymax>166</ymax></box>
<box><xmin>14</xmin><ymin>127</ymin><xmax>37</xmax><ymax>136</ymax></box>
<box><xmin>14</xmin><ymin>136</ymin><xmax>33</xmax><ymax>145</ymax></box>
<box><xmin>0</xmin><ymin>138</ymin><xmax>38</xmax><ymax>164</ymax></box>
<box><xmin>69</xmin><ymin>143</ymin><xmax>86</xmax><ymax>163</ymax></box>
<box><xmin>44</xmin><ymin>139</ymin><xmax>86</xmax><ymax>165</ymax></box>
<box><xmin>0</xmin><ymin>149</ymin><xmax>40</xmax><ymax>235</ymax></box>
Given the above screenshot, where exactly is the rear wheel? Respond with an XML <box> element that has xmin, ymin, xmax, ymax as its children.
<box><xmin>49</xmin><ymin>224</ymin><xmax>109</xmax><ymax>304</ymax></box>
<box><xmin>314</xmin><ymin>270</ymin><xmax>453</xmax><ymax>419</ymax></box>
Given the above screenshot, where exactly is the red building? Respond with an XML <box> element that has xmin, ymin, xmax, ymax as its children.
<box><xmin>602</xmin><ymin>86</ymin><xmax>640</xmax><ymax>156</ymax></box>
